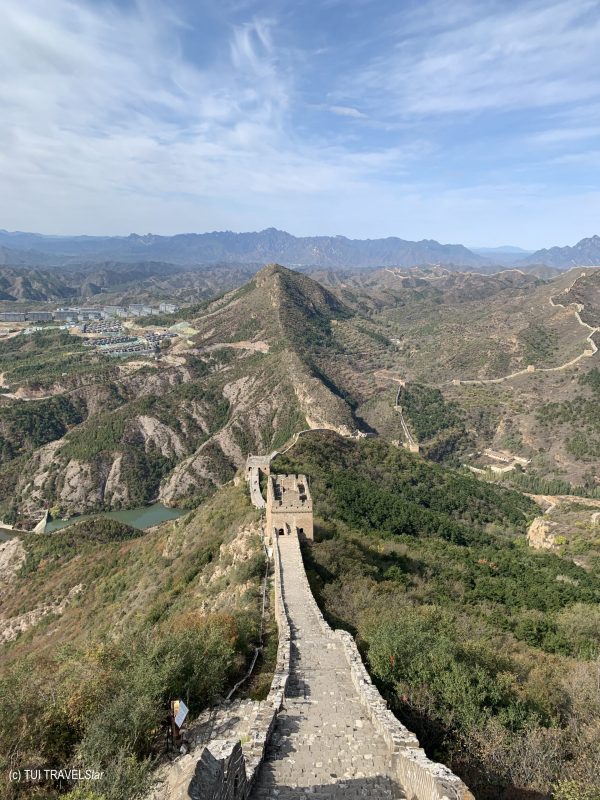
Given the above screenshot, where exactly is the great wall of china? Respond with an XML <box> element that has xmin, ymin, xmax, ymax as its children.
<box><xmin>451</xmin><ymin>271</ymin><xmax>599</xmax><ymax>387</ymax></box>
<box><xmin>149</xmin><ymin>272</ymin><xmax>600</xmax><ymax>799</ymax></box>
<box><xmin>166</xmin><ymin>462</ymin><xmax>474</xmax><ymax>800</ymax></box>
<box><xmin>373</xmin><ymin>371</ymin><xmax>421</xmax><ymax>454</ymax></box>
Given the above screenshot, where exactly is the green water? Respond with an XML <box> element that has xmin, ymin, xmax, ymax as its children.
<box><xmin>44</xmin><ymin>503</ymin><xmax>185</xmax><ymax>533</ymax></box>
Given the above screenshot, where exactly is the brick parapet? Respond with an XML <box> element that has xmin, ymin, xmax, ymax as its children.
<box><xmin>336</xmin><ymin>629</ymin><xmax>475</xmax><ymax>800</ymax></box>
<box><xmin>265</xmin><ymin>531</ymin><xmax>291</xmax><ymax>712</ymax></box>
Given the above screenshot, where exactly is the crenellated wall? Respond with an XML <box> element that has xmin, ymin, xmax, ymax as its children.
<box><xmin>191</xmin><ymin>476</ymin><xmax>475</xmax><ymax>800</ymax></box>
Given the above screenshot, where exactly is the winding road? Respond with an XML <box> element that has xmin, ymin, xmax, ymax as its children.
<box><xmin>451</xmin><ymin>272</ymin><xmax>599</xmax><ymax>387</ymax></box>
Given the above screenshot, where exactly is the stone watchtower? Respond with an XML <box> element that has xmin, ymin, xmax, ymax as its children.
<box><xmin>266</xmin><ymin>474</ymin><xmax>314</xmax><ymax>540</ymax></box>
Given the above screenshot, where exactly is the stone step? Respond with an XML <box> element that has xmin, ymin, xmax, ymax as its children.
<box><xmin>250</xmin><ymin>533</ymin><xmax>407</xmax><ymax>800</ymax></box>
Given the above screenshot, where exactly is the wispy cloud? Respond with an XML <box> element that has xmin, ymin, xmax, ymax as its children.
<box><xmin>0</xmin><ymin>0</ymin><xmax>418</xmax><ymax>235</ymax></box>
<box><xmin>327</xmin><ymin>105</ymin><xmax>367</xmax><ymax>119</ymax></box>
<box><xmin>529</xmin><ymin>125</ymin><xmax>600</xmax><ymax>145</ymax></box>
<box><xmin>0</xmin><ymin>0</ymin><xmax>599</xmax><ymax>247</ymax></box>
<box><xmin>347</xmin><ymin>0</ymin><xmax>600</xmax><ymax>116</ymax></box>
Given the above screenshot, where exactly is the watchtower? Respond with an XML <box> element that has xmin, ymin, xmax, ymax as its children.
<box><xmin>266</xmin><ymin>474</ymin><xmax>313</xmax><ymax>541</ymax></box>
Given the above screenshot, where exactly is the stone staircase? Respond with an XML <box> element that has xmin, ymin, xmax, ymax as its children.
<box><xmin>168</xmin><ymin>469</ymin><xmax>474</xmax><ymax>800</ymax></box>
<box><xmin>249</xmin><ymin>535</ymin><xmax>405</xmax><ymax>799</ymax></box>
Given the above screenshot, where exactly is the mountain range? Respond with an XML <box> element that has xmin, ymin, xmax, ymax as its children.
<box><xmin>0</xmin><ymin>228</ymin><xmax>599</xmax><ymax>277</ymax></box>
<box><xmin>0</xmin><ymin>262</ymin><xmax>259</xmax><ymax>303</ymax></box>
<box><xmin>0</xmin><ymin>228</ymin><xmax>493</xmax><ymax>269</ymax></box>
<box><xmin>519</xmin><ymin>234</ymin><xmax>600</xmax><ymax>268</ymax></box>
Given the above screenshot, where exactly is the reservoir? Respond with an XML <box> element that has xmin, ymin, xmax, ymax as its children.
<box><xmin>44</xmin><ymin>503</ymin><xmax>185</xmax><ymax>533</ymax></box>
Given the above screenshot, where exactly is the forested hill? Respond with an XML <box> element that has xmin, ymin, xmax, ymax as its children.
<box><xmin>273</xmin><ymin>431</ymin><xmax>600</xmax><ymax>799</ymax></box>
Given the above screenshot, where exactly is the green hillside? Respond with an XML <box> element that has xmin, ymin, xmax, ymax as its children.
<box><xmin>274</xmin><ymin>432</ymin><xmax>600</xmax><ymax>799</ymax></box>
<box><xmin>0</xmin><ymin>484</ymin><xmax>268</xmax><ymax>800</ymax></box>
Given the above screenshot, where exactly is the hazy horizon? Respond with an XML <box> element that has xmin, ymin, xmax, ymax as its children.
<box><xmin>0</xmin><ymin>224</ymin><xmax>589</xmax><ymax>254</ymax></box>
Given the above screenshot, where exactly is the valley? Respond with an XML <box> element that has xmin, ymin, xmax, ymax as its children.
<box><xmin>1</xmin><ymin>256</ymin><xmax>600</xmax><ymax>800</ymax></box>
<box><xmin>1</xmin><ymin>264</ymin><xmax>599</xmax><ymax>531</ymax></box>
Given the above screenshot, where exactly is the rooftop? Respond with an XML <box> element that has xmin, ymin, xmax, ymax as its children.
<box><xmin>270</xmin><ymin>474</ymin><xmax>312</xmax><ymax>511</ymax></box>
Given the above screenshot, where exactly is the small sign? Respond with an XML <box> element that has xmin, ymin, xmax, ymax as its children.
<box><xmin>172</xmin><ymin>700</ymin><xmax>189</xmax><ymax>729</ymax></box>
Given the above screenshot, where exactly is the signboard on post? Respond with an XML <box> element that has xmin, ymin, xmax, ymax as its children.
<box><xmin>172</xmin><ymin>699</ymin><xmax>189</xmax><ymax>730</ymax></box>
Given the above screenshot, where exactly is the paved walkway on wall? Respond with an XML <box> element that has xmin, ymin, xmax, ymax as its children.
<box><xmin>250</xmin><ymin>536</ymin><xmax>404</xmax><ymax>800</ymax></box>
<box><xmin>248</xmin><ymin>465</ymin><xmax>267</xmax><ymax>509</ymax></box>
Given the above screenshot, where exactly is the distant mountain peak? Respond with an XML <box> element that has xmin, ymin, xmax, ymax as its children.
<box><xmin>521</xmin><ymin>234</ymin><xmax>600</xmax><ymax>267</ymax></box>
<box><xmin>0</xmin><ymin>228</ymin><xmax>489</xmax><ymax>269</ymax></box>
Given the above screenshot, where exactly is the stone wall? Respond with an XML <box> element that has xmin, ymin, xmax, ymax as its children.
<box><xmin>188</xmin><ymin>531</ymin><xmax>291</xmax><ymax>800</ymax></box>
<box><xmin>266</xmin><ymin>474</ymin><xmax>314</xmax><ymax>540</ymax></box>
<box><xmin>269</xmin><ymin>536</ymin><xmax>474</xmax><ymax>799</ymax></box>
<box><xmin>187</xmin><ymin>515</ymin><xmax>474</xmax><ymax>800</ymax></box>
<box><xmin>189</xmin><ymin>740</ymin><xmax>247</xmax><ymax>800</ymax></box>
<box><xmin>337</xmin><ymin>630</ymin><xmax>475</xmax><ymax>800</ymax></box>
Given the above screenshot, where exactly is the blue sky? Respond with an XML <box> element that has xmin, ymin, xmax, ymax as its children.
<box><xmin>1</xmin><ymin>0</ymin><xmax>600</xmax><ymax>248</ymax></box>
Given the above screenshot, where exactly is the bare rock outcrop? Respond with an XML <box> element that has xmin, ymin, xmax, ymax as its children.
<box><xmin>0</xmin><ymin>537</ymin><xmax>26</xmax><ymax>585</ymax></box>
<box><xmin>196</xmin><ymin>523</ymin><xmax>262</xmax><ymax>612</ymax></box>
<box><xmin>17</xmin><ymin>439</ymin><xmax>64</xmax><ymax>514</ymax></box>
<box><xmin>160</xmin><ymin>442</ymin><xmax>225</xmax><ymax>505</ymax></box>
<box><xmin>120</xmin><ymin>364</ymin><xmax>191</xmax><ymax>397</ymax></box>
<box><xmin>286</xmin><ymin>351</ymin><xmax>355</xmax><ymax>436</ymax></box>
<box><xmin>59</xmin><ymin>460</ymin><xmax>103</xmax><ymax>511</ymax></box>
<box><xmin>104</xmin><ymin>454</ymin><xmax>130</xmax><ymax>506</ymax></box>
<box><xmin>527</xmin><ymin>517</ymin><xmax>559</xmax><ymax>551</ymax></box>
<box><xmin>137</xmin><ymin>415</ymin><xmax>186</xmax><ymax>458</ymax></box>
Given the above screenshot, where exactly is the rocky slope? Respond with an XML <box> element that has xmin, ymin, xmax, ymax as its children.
<box><xmin>0</xmin><ymin>266</ymin><xmax>79</xmax><ymax>301</ymax></box>
<box><xmin>558</xmin><ymin>268</ymin><xmax>600</xmax><ymax>326</ymax></box>
<box><xmin>0</xmin><ymin>265</ymin><xmax>365</xmax><ymax>520</ymax></box>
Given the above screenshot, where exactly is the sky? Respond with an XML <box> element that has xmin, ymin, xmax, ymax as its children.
<box><xmin>1</xmin><ymin>0</ymin><xmax>600</xmax><ymax>248</ymax></box>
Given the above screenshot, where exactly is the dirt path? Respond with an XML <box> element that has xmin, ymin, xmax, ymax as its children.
<box><xmin>527</xmin><ymin>493</ymin><xmax>600</xmax><ymax>511</ymax></box>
